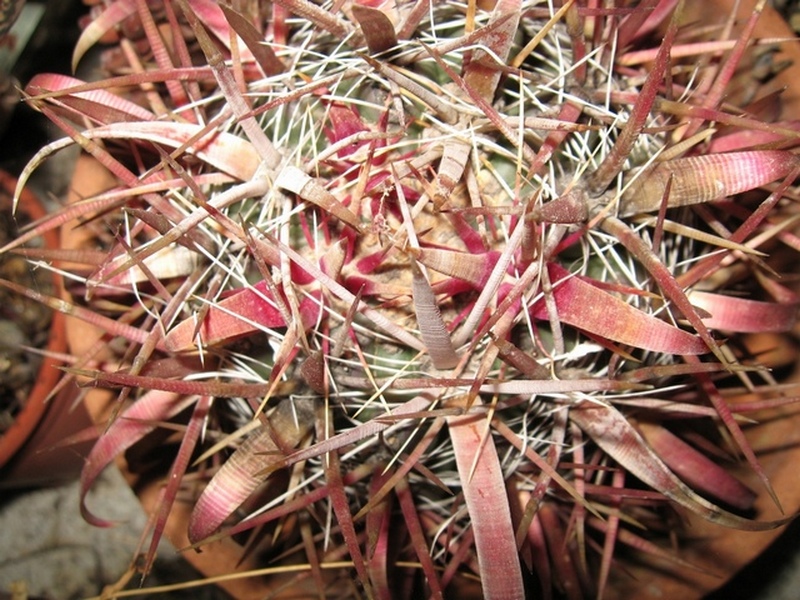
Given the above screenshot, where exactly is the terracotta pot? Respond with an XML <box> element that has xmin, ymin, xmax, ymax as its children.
<box><xmin>63</xmin><ymin>155</ymin><xmax>282</xmax><ymax>599</ymax></box>
<box><xmin>603</xmin><ymin>4</ymin><xmax>800</xmax><ymax>599</ymax></box>
<box><xmin>59</xmin><ymin>2</ymin><xmax>800</xmax><ymax>598</ymax></box>
<box><xmin>0</xmin><ymin>170</ymin><xmax>94</xmax><ymax>488</ymax></box>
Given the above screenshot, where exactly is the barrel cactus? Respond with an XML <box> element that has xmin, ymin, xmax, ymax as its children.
<box><xmin>4</xmin><ymin>0</ymin><xmax>800</xmax><ymax>597</ymax></box>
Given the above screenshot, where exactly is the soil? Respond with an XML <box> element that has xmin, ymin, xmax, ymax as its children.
<box><xmin>0</xmin><ymin>185</ymin><xmax>53</xmax><ymax>435</ymax></box>
<box><xmin>0</xmin><ymin>1</ymin><xmax>83</xmax><ymax>436</ymax></box>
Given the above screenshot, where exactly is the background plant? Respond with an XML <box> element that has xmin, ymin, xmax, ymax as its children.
<box><xmin>3</xmin><ymin>0</ymin><xmax>800</xmax><ymax>598</ymax></box>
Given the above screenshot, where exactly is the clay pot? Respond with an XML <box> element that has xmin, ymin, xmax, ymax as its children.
<box><xmin>63</xmin><ymin>155</ymin><xmax>282</xmax><ymax>599</ymax></box>
<box><xmin>608</xmin><ymin>3</ymin><xmax>800</xmax><ymax>599</ymax></box>
<box><xmin>0</xmin><ymin>170</ymin><xmax>93</xmax><ymax>488</ymax></box>
<box><xmin>59</xmin><ymin>2</ymin><xmax>800</xmax><ymax>598</ymax></box>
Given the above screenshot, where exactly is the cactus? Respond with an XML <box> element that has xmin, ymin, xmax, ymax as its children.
<box><xmin>3</xmin><ymin>0</ymin><xmax>800</xmax><ymax>597</ymax></box>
